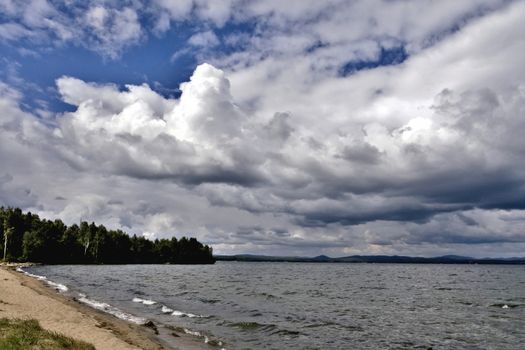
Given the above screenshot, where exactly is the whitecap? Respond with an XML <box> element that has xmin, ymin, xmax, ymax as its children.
<box><xmin>172</xmin><ymin>310</ymin><xmax>205</xmax><ymax>318</ymax></box>
<box><xmin>132</xmin><ymin>297</ymin><xmax>157</xmax><ymax>305</ymax></box>
<box><xmin>161</xmin><ymin>305</ymin><xmax>174</xmax><ymax>313</ymax></box>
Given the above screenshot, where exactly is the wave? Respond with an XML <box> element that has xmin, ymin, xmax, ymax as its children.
<box><xmin>198</xmin><ymin>297</ymin><xmax>221</xmax><ymax>304</ymax></box>
<box><xmin>133</xmin><ymin>299</ymin><xmax>205</xmax><ymax>318</ymax></box>
<box><xmin>182</xmin><ymin>329</ymin><xmax>223</xmax><ymax>348</ymax></box>
<box><xmin>45</xmin><ymin>279</ymin><xmax>69</xmax><ymax>292</ymax></box>
<box><xmin>161</xmin><ymin>305</ymin><xmax>174</xmax><ymax>313</ymax></box>
<box><xmin>16</xmin><ymin>266</ymin><xmax>68</xmax><ymax>292</ymax></box>
<box><xmin>491</xmin><ymin>303</ymin><xmax>521</xmax><ymax>309</ymax></box>
<box><xmin>157</xmin><ymin>303</ymin><xmax>205</xmax><ymax>318</ymax></box>
<box><xmin>230</xmin><ymin>321</ymin><xmax>276</xmax><ymax>331</ymax></box>
<box><xmin>183</xmin><ymin>328</ymin><xmax>203</xmax><ymax>337</ymax></box>
<box><xmin>132</xmin><ymin>297</ymin><xmax>157</xmax><ymax>305</ymax></box>
<box><xmin>166</xmin><ymin>324</ymin><xmax>225</xmax><ymax>349</ymax></box>
<box><xmin>16</xmin><ymin>266</ymin><xmax>46</xmax><ymax>280</ymax></box>
<box><xmin>172</xmin><ymin>310</ymin><xmax>206</xmax><ymax>318</ymax></box>
<box><xmin>79</xmin><ymin>295</ymin><xmax>147</xmax><ymax>324</ymax></box>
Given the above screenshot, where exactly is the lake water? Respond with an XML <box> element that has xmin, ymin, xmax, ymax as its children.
<box><xmin>25</xmin><ymin>262</ymin><xmax>525</xmax><ymax>350</ymax></box>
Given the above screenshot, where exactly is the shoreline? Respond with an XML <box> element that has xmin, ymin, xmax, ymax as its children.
<box><xmin>0</xmin><ymin>265</ymin><xmax>215</xmax><ymax>350</ymax></box>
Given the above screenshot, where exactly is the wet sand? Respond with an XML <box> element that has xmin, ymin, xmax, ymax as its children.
<box><xmin>0</xmin><ymin>265</ymin><xmax>212</xmax><ymax>350</ymax></box>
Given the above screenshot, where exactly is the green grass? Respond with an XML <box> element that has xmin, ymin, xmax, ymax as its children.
<box><xmin>0</xmin><ymin>318</ymin><xmax>95</xmax><ymax>350</ymax></box>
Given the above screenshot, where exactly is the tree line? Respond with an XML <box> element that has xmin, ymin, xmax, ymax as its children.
<box><xmin>0</xmin><ymin>207</ymin><xmax>215</xmax><ymax>264</ymax></box>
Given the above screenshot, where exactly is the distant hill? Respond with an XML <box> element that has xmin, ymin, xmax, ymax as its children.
<box><xmin>215</xmin><ymin>254</ymin><xmax>525</xmax><ymax>264</ymax></box>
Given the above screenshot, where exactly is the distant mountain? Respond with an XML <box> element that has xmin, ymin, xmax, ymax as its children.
<box><xmin>214</xmin><ymin>254</ymin><xmax>525</xmax><ymax>264</ymax></box>
<box><xmin>311</xmin><ymin>255</ymin><xmax>331</xmax><ymax>262</ymax></box>
<box><xmin>438</xmin><ymin>255</ymin><xmax>473</xmax><ymax>260</ymax></box>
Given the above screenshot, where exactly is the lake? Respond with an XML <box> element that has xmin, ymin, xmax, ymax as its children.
<box><xmin>25</xmin><ymin>262</ymin><xmax>525</xmax><ymax>350</ymax></box>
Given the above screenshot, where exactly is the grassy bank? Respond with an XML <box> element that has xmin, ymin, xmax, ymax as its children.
<box><xmin>0</xmin><ymin>318</ymin><xmax>95</xmax><ymax>350</ymax></box>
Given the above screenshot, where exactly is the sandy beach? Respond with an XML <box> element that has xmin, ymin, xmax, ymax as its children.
<box><xmin>0</xmin><ymin>265</ymin><xmax>211</xmax><ymax>350</ymax></box>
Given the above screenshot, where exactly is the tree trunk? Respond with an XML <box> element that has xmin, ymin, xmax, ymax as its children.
<box><xmin>3</xmin><ymin>231</ymin><xmax>7</xmax><ymax>261</ymax></box>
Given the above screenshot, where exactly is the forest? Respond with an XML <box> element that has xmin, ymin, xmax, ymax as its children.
<box><xmin>0</xmin><ymin>207</ymin><xmax>215</xmax><ymax>264</ymax></box>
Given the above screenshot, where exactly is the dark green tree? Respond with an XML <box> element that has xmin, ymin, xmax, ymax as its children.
<box><xmin>0</xmin><ymin>207</ymin><xmax>215</xmax><ymax>264</ymax></box>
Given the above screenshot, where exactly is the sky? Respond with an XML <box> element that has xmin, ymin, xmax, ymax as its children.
<box><xmin>1</xmin><ymin>0</ymin><xmax>525</xmax><ymax>258</ymax></box>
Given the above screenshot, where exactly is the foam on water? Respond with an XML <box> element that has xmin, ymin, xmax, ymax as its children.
<box><xmin>172</xmin><ymin>310</ymin><xmax>205</xmax><ymax>318</ymax></box>
<box><xmin>45</xmin><ymin>280</ymin><xmax>69</xmax><ymax>292</ymax></box>
<box><xmin>184</xmin><ymin>328</ymin><xmax>203</xmax><ymax>337</ymax></box>
<box><xmin>183</xmin><ymin>328</ymin><xmax>227</xmax><ymax>349</ymax></box>
<box><xmin>132</xmin><ymin>297</ymin><xmax>157</xmax><ymax>305</ymax></box>
<box><xmin>79</xmin><ymin>295</ymin><xmax>147</xmax><ymax>324</ymax></box>
<box><xmin>16</xmin><ymin>266</ymin><xmax>68</xmax><ymax>292</ymax></box>
<box><xmin>17</xmin><ymin>266</ymin><xmax>46</xmax><ymax>280</ymax></box>
<box><xmin>133</xmin><ymin>298</ymin><xmax>205</xmax><ymax>318</ymax></box>
<box><xmin>161</xmin><ymin>305</ymin><xmax>174</xmax><ymax>313</ymax></box>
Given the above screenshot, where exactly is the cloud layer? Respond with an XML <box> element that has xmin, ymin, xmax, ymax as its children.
<box><xmin>1</xmin><ymin>1</ymin><xmax>524</xmax><ymax>257</ymax></box>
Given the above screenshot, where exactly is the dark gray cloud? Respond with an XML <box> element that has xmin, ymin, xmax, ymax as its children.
<box><xmin>338</xmin><ymin>141</ymin><xmax>383</xmax><ymax>164</ymax></box>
